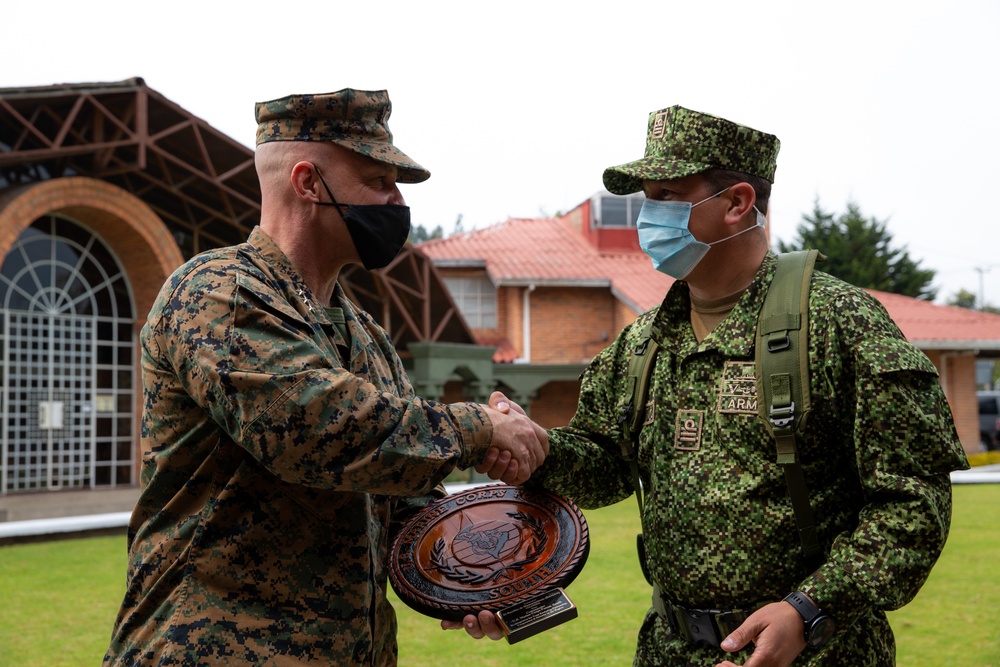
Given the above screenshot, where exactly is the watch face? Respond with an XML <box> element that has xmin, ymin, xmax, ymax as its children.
<box><xmin>807</xmin><ymin>616</ymin><xmax>836</xmax><ymax>647</ymax></box>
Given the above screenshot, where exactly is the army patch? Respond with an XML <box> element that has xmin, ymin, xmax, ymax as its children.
<box><xmin>718</xmin><ymin>361</ymin><xmax>758</xmax><ymax>414</ymax></box>
<box><xmin>674</xmin><ymin>410</ymin><xmax>704</xmax><ymax>451</ymax></box>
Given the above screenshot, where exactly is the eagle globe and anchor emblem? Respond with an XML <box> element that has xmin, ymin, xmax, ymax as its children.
<box><xmin>433</xmin><ymin>510</ymin><xmax>547</xmax><ymax>585</ymax></box>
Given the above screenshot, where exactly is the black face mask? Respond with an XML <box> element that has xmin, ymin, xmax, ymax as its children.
<box><xmin>314</xmin><ymin>167</ymin><xmax>411</xmax><ymax>271</ymax></box>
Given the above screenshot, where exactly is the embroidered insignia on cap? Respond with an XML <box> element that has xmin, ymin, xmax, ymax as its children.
<box><xmin>674</xmin><ymin>410</ymin><xmax>704</xmax><ymax>451</ymax></box>
<box><xmin>652</xmin><ymin>111</ymin><xmax>667</xmax><ymax>139</ymax></box>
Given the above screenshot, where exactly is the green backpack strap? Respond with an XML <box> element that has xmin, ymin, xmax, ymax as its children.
<box><xmin>617</xmin><ymin>316</ymin><xmax>659</xmax><ymax>515</ymax></box>
<box><xmin>616</xmin><ymin>316</ymin><xmax>659</xmax><ymax>585</ymax></box>
<box><xmin>756</xmin><ymin>250</ymin><xmax>822</xmax><ymax>562</ymax></box>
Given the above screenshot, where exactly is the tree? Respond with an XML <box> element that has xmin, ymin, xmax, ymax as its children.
<box><xmin>409</xmin><ymin>223</ymin><xmax>444</xmax><ymax>244</ymax></box>
<box><xmin>777</xmin><ymin>200</ymin><xmax>937</xmax><ymax>300</ymax></box>
<box><xmin>948</xmin><ymin>289</ymin><xmax>978</xmax><ymax>309</ymax></box>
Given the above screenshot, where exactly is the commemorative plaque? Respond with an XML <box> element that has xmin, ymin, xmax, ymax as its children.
<box><xmin>389</xmin><ymin>484</ymin><xmax>589</xmax><ymax>643</ymax></box>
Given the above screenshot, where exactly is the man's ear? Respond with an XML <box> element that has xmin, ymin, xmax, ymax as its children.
<box><xmin>290</xmin><ymin>161</ymin><xmax>323</xmax><ymax>203</ymax></box>
<box><xmin>724</xmin><ymin>182</ymin><xmax>757</xmax><ymax>225</ymax></box>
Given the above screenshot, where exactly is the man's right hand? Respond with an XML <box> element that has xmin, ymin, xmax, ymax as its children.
<box><xmin>478</xmin><ymin>392</ymin><xmax>548</xmax><ymax>485</ymax></box>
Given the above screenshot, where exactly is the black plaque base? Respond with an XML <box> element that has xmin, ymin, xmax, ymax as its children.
<box><xmin>495</xmin><ymin>587</ymin><xmax>578</xmax><ymax>644</ymax></box>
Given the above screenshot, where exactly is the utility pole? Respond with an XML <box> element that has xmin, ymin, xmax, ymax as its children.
<box><xmin>974</xmin><ymin>266</ymin><xmax>990</xmax><ymax>310</ymax></box>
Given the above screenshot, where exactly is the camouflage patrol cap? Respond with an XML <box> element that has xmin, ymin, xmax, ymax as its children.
<box><xmin>255</xmin><ymin>88</ymin><xmax>430</xmax><ymax>183</ymax></box>
<box><xmin>602</xmin><ymin>105</ymin><xmax>779</xmax><ymax>195</ymax></box>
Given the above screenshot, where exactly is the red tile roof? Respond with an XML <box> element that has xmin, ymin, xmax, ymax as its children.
<box><xmin>419</xmin><ymin>217</ymin><xmax>1000</xmax><ymax>351</ymax></box>
<box><xmin>420</xmin><ymin>217</ymin><xmax>673</xmax><ymax>313</ymax></box>
<box><xmin>867</xmin><ymin>289</ymin><xmax>1000</xmax><ymax>350</ymax></box>
<box><xmin>473</xmin><ymin>333</ymin><xmax>520</xmax><ymax>364</ymax></box>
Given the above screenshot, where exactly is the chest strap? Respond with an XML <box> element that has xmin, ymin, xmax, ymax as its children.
<box><xmin>755</xmin><ymin>250</ymin><xmax>822</xmax><ymax>562</ymax></box>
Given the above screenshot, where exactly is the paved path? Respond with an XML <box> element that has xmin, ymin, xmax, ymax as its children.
<box><xmin>2</xmin><ymin>467</ymin><xmax>998</xmax><ymax>544</ymax></box>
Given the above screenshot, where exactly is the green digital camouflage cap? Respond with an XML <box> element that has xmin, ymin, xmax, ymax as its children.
<box><xmin>602</xmin><ymin>105</ymin><xmax>780</xmax><ymax>195</ymax></box>
<box><xmin>255</xmin><ymin>88</ymin><xmax>430</xmax><ymax>183</ymax></box>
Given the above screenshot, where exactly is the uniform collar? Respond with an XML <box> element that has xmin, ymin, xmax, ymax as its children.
<box><xmin>245</xmin><ymin>226</ymin><xmax>339</xmax><ymax>327</ymax></box>
<box><xmin>651</xmin><ymin>252</ymin><xmax>779</xmax><ymax>357</ymax></box>
<box><xmin>244</xmin><ymin>227</ymin><xmax>372</xmax><ymax>357</ymax></box>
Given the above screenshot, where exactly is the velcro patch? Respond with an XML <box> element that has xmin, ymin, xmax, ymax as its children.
<box><xmin>674</xmin><ymin>410</ymin><xmax>704</xmax><ymax>451</ymax></box>
<box><xmin>643</xmin><ymin>398</ymin><xmax>655</xmax><ymax>426</ymax></box>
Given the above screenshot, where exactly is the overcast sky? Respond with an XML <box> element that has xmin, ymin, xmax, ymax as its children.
<box><xmin>5</xmin><ymin>0</ymin><xmax>999</xmax><ymax>305</ymax></box>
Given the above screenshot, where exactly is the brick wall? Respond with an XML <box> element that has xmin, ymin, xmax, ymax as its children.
<box><xmin>0</xmin><ymin>177</ymin><xmax>183</xmax><ymax>323</ymax></box>
<box><xmin>529</xmin><ymin>286</ymin><xmax>616</xmax><ymax>364</ymax></box>
<box><xmin>614</xmin><ymin>298</ymin><xmax>641</xmax><ymax>334</ymax></box>
<box><xmin>500</xmin><ymin>286</ymin><xmax>524</xmax><ymax>357</ymax></box>
<box><xmin>925</xmin><ymin>350</ymin><xmax>980</xmax><ymax>456</ymax></box>
<box><xmin>531</xmin><ymin>380</ymin><xmax>583</xmax><ymax>428</ymax></box>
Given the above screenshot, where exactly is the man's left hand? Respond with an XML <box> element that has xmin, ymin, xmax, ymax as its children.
<box><xmin>716</xmin><ymin>600</ymin><xmax>807</xmax><ymax>667</ymax></box>
<box><xmin>441</xmin><ymin>610</ymin><xmax>505</xmax><ymax>641</ymax></box>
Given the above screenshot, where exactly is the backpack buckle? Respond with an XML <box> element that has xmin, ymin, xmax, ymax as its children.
<box><xmin>767</xmin><ymin>334</ymin><xmax>791</xmax><ymax>352</ymax></box>
<box><xmin>769</xmin><ymin>402</ymin><xmax>795</xmax><ymax>428</ymax></box>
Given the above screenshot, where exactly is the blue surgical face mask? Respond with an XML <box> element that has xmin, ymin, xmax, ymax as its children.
<box><xmin>636</xmin><ymin>188</ymin><xmax>766</xmax><ymax>279</ymax></box>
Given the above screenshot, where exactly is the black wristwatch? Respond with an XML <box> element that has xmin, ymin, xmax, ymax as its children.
<box><xmin>783</xmin><ymin>591</ymin><xmax>836</xmax><ymax>648</ymax></box>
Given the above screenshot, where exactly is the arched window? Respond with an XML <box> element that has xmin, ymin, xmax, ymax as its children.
<box><xmin>0</xmin><ymin>215</ymin><xmax>135</xmax><ymax>493</ymax></box>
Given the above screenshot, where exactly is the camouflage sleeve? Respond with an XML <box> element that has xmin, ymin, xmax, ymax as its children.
<box><xmin>147</xmin><ymin>259</ymin><xmax>493</xmax><ymax>497</ymax></box>
<box><xmin>528</xmin><ymin>329</ymin><xmax>636</xmax><ymax>509</ymax></box>
<box><xmin>800</xmin><ymin>331</ymin><xmax>968</xmax><ymax>629</ymax></box>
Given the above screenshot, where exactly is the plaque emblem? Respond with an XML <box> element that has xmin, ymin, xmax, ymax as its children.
<box><xmin>389</xmin><ymin>485</ymin><xmax>589</xmax><ymax>634</ymax></box>
<box><xmin>452</xmin><ymin>518</ymin><xmax>521</xmax><ymax>564</ymax></box>
<box><xmin>437</xmin><ymin>513</ymin><xmax>546</xmax><ymax>585</ymax></box>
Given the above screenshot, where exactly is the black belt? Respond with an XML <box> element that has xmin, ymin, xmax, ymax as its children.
<box><xmin>652</xmin><ymin>585</ymin><xmax>763</xmax><ymax>649</ymax></box>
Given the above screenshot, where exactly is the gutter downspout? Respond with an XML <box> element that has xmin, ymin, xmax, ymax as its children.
<box><xmin>940</xmin><ymin>352</ymin><xmax>952</xmax><ymax>399</ymax></box>
<box><xmin>516</xmin><ymin>283</ymin><xmax>535</xmax><ymax>364</ymax></box>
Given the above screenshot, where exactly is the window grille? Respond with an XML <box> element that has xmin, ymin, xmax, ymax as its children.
<box><xmin>0</xmin><ymin>215</ymin><xmax>135</xmax><ymax>493</ymax></box>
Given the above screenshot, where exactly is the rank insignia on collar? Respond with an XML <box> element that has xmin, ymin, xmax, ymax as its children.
<box><xmin>297</xmin><ymin>288</ymin><xmax>315</xmax><ymax>312</ymax></box>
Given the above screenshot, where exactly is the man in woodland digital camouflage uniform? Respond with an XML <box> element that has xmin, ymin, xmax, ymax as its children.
<box><xmin>452</xmin><ymin>106</ymin><xmax>969</xmax><ymax>666</ymax></box>
<box><xmin>103</xmin><ymin>88</ymin><xmax>548</xmax><ymax>667</ymax></box>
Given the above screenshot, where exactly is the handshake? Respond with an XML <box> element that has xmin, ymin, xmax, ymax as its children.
<box><xmin>477</xmin><ymin>391</ymin><xmax>549</xmax><ymax>486</ymax></box>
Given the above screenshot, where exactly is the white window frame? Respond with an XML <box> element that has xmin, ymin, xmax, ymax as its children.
<box><xmin>593</xmin><ymin>193</ymin><xmax>645</xmax><ymax>228</ymax></box>
<box><xmin>443</xmin><ymin>276</ymin><xmax>498</xmax><ymax>329</ymax></box>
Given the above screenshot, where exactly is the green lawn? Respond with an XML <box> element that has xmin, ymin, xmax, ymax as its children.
<box><xmin>1</xmin><ymin>485</ymin><xmax>997</xmax><ymax>666</ymax></box>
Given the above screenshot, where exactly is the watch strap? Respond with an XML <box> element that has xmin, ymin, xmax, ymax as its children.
<box><xmin>783</xmin><ymin>591</ymin><xmax>835</xmax><ymax>647</ymax></box>
<box><xmin>783</xmin><ymin>591</ymin><xmax>821</xmax><ymax>622</ymax></box>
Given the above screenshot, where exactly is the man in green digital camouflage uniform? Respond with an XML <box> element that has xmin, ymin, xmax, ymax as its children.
<box><xmin>454</xmin><ymin>107</ymin><xmax>969</xmax><ymax>666</ymax></box>
<box><xmin>103</xmin><ymin>88</ymin><xmax>547</xmax><ymax>667</ymax></box>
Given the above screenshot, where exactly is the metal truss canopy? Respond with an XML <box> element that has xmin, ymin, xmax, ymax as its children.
<box><xmin>0</xmin><ymin>78</ymin><xmax>475</xmax><ymax>349</ymax></box>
